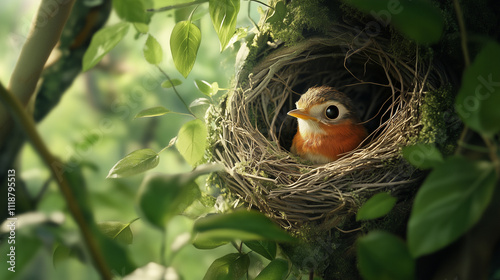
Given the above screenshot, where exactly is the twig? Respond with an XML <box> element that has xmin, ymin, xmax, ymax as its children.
<box><xmin>0</xmin><ymin>82</ymin><xmax>112</xmax><ymax>280</ymax></box>
<box><xmin>453</xmin><ymin>0</ymin><xmax>472</xmax><ymax>155</ymax></box>
<box><xmin>160</xmin><ymin>228</ymin><xmax>167</xmax><ymax>266</ymax></box>
<box><xmin>453</xmin><ymin>0</ymin><xmax>471</xmax><ymax>67</ymax></box>
<box><xmin>482</xmin><ymin>136</ymin><xmax>500</xmax><ymax>176</ymax></box>
<box><xmin>248</xmin><ymin>0</ymin><xmax>272</xmax><ymax>9</ymax></box>
<box><xmin>156</xmin><ymin>66</ymin><xmax>196</xmax><ymax>118</ymax></box>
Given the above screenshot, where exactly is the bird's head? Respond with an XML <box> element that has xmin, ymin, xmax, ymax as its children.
<box><xmin>287</xmin><ymin>86</ymin><xmax>360</xmax><ymax>136</ymax></box>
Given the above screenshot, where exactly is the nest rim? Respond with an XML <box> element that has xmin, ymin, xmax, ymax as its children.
<box><xmin>210</xmin><ymin>23</ymin><xmax>450</xmax><ymax>231</ymax></box>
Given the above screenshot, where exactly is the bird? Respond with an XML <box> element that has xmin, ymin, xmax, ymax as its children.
<box><xmin>287</xmin><ymin>86</ymin><xmax>368</xmax><ymax>164</ymax></box>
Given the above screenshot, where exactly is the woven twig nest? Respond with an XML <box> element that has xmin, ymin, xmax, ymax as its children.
<box><xmin>208</xmin><ymin>22</ymin><xmax>451</xmax><ymax>232</ymax></box>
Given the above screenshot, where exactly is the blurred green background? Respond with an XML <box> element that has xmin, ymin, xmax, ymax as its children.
<box><xmin>0</xmin><ymin>0</ymin><xmax>265</xmax><ymax>279</ymax></box>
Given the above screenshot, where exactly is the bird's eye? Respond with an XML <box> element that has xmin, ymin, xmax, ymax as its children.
<box><xmin>325</xmin><ymin>105</ymin><xmax>340</xmax><ymax>119</ymax></box>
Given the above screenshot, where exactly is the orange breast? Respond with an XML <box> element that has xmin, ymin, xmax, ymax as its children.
<box><xmin>291</xmin><ymin>121</ymin><xmax>367</xmax><ymax>163</ymax></box>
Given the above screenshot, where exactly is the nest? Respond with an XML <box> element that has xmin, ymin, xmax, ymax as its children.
<box><xmin>210</xmin><ymin>23</ymin><xmax>449</xmax><ymax>231</ymax></box>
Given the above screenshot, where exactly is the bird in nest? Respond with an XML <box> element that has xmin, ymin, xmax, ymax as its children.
<box><xmin>287</xmin><ymin>86</ymin><xmax>368</xmax><ymax>164</ymax></box>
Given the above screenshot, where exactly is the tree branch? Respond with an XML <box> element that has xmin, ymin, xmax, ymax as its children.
<box><xmin>0</xmin><ymin>0</ymin><xmax>76</xmax><ymax>144</ymax></box>
<box><xmin>0</xmin><ymin>82</ymin><xmax>112</xmax><ymax>280</ymax></box>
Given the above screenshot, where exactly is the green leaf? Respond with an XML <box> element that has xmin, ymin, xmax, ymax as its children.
<box><xmin>143</xmin><ymin>34</ymin><xmax>163</xmax><ymax>65</ymax></box>
<box><xmin>107</xmin><ymin>148</ymin><xmax>159</xmax><ymax>178</ymax></box>
<box><xmin>266</xmin><ymin>1</ymin><xmax>287</xmax><ymax>24</ymax></box>
<box><xmin>358</xmin><ymin>231</ymin><xmax>415</xmax><ymax>280</ymax></box>
<box><xmin>83</xmin><ymin>22</ymin><xmax>130</xmax><ymax>72</ymax></box>
<box><xmin>244</xmin><ymin>240</ymin><xmax>277</xmax><ymax>261</ymax></box>
<box><xmin>161</xmin><ymin>79</ymin><xmax>183</xmax><ymax>88</ymax></box>
<box><xmin>53</xmin><ymin>244</ymin><xmax>72</xmax><ymax>269</ymax></box>
<box><xmin>176</xmin><ymin>119</ymin><xmax>207</xmax><ymax>166</ymax></box>
<box><xmin>455</xmin><ymin>42</ymin><xmax>500</xmax><ymax>136</ymax></box>
<box><xmin>356</xmin><ymin>192</ymin><xmax>397</xmax><ymax>221</ymax></box>
<box><xmin>209</xmin><ymin>0</ymin><xmax>240</xmax><ymax>51</ymax></box>
<box><xmin>58</xmin><ymin>167</ymin><xmax>137</xmax><ymax>275</ymax></box>
<box><xmin>254</xmin><ymin>258</ymin><xmax>289</xmax><ymax>280</ymax></box>
<box><xmin>96</xmin><ymin>232</ymin><xmax>137</xmax><ymax>275</ymax></box>
<box><xmin>195</xmin><ymin>80</ymin><xmax>213</xmax><ymax>95</ymax></box>
<box><xmin>203</xmin><ymin>253</ymin><xmax>250</xmax><ymax>280</ymax></box>
<box><xmin>133</xmin><ymin>22</ymin><xmax>149</xmax><ymax>34</ymax></box>
<box><xmin>190</xmin><ymin>97</ymin><xmax>211</xmax><ymax>108</ymax></box>
<box><xmin>402</xmin><ymin>143</ymin><xmax>443</xmax><ymax>170</ymax></box>
<box><xmin>137</xmin><ymin>173</ymin><xmax>201</xmax><ymax>229</ymax></box>
<box><xmin>226</xmin><ymin>27</ymin><xmax>248</xmax><ymax>49</ymax></box>
<box><xmin>134</xmin><ymin>106</ymin><xmax>171</xmax><ymax>119</ymax></box>
<box><xmin>193</xmin><ymin>210</ymin><xmax>295</xmax><ymax>249</ymax></box>
<box><xmin>193</xmin><ymin>234</ymin><xmax>229</xmax><ymax>249</ymax></box>
<box><xmin>113</xmin><ymin>0</ymin><xmax>152</xmax><ymax>23</ymax></box>
<box><xmin>170</xmin><ymin>20</ymin><xmax>201</xmax><ymax>78</ymax></box>
<box><xmin>195</xmin><ymin>80</ymin><xmax>219</xmax><ymax>96</ymax></box>
<box><xmin>344</xmin><ymin>0</ymin><xmax>444</xmax><ymax>44</ymax></box>
<box><xmin>97</xmin><ymin>221</ymin><xmax>134</xmax><ymax>245</ymax></box>
<box><xmin>408</xmin><ymin>157</ymin><xmax>497</xmax><ymax>257</ymax></box>
<box><xmin>190</xmin><ymin>98</ymin><xmax>211</xmax><ymax>119</ymax></box>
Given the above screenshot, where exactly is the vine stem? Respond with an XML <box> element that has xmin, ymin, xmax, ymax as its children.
<box><xmin>156</xmin><ymin>66</ymin><xmax>196</xmax><ymax>118</ymax></box>
<box><xmin>453</xmin><ymin>0</ymin><xmax>470</xmax><ymax>67</ymax></box>
<box><xmin>0</xmin><ymin>82</ymin><xmax>112</xmax><ymax>280</ymax></box>
<box><xmin>452</xmin><ymin>0</ymin><xmax>500</xmax><ymax>175</ymax></box>
<box><xmin>453</xmin><ymin>0</ymin><xmax>471</xmax><ymax>156</ymax></box>
<box><xmin>160</xmin><ymin>228</ymin><xmax>168</xmax><ymax>266</ymax></box>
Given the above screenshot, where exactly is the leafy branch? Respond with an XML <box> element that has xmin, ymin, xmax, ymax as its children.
<box><xmin>0</xmin><ymin>82</ymin><xmax>113</xmax><ymax>280</ymax></box>
<box><xmin>157</xmin><ymin>66</ymin><xmax>196</xmax><ymax>117</ymax></box>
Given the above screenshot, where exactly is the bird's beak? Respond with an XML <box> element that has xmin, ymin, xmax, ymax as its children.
<box><xmin>287</xmin><ymin>109</ymin><xmax>316</xmax><ymax>121</ymax></box>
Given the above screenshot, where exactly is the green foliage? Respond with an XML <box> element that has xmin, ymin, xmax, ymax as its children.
<box><xmin>8</xmin><ymin>0</ymin><xmax>500</xmax><ymax>279</ymax></box>
<box><xmin>113</xmin><ymin>0</ymin><xmax>152</xmax><ymax>24</ymax></box>
<box><xmin>402</xmin><ymin>143</ymin><xmax>443</xmax><ymax>170</ymax></box>
<box><xmin>192</xmin><ymin>210</ymin><xmax>295</xmax><ymax>249</ymax></box>
<box><xmin>107</xmin><ymin>149</ymin><xmax>160</xmax><ymax>178</ymax></box>
<box><xmin>408</xmin><ymin>157</ymin><xmax>496</xmax><ymax>257</ymax></box>
<box><xmin>170</xmin><ymin>20</ymin><xmax>202</xmax><ymax>78</ymax></box>
<box><xmin>137</xmin><ymin>172</ymin><xmax>201</xmax><ymax>229</ymax></box>
<box><xmin>356</xmin><ymin>192</ymin><xmax>397</xmax><ymax>221</ymax></box>
<box><xmin>195</xmin><ymin>80</ymin><xmax>220</xmax><ymax>96</ymax></box>
<box><xmin>455</xmin><ymin>42</ymin><xmax>500</xmax><ymax>136</ymax></box>
<box><xmin>98</xmin><ymin>219</ymin><xmax>138</xmax><ymax>245</ymax></box>
<box><xmin>143</xmin><ymin>34</ymin><xmax>163</xmax><ymax>65</ymax></box>
<box><xmin>244</xmin><ymin>240</ymin><xmax>277</xmax><ymax>260</ymax></box>
<box><xmin>209</xmin><ymin>0</ymin><xmax>240</xmax><ymax>51</ymax></box>
<box><xmin>254</xmin><ymin>258</ymin><xmax>289</xmax><ymax>280</ymax></box>
<box><xmin>176</xmin><ymin>119</ymin><xmax>208</xmax><ymax>166</ymax></box>
<box><xmin>161</xmin><ymin>79</ymin><xmax>183</xmax><ymax>88</ymax></box>
<box><xmin>344</xmin><ymin>0</ymin><xmax>444</xmax><ymax>44</ymax></box>
<box><xmin>266</xmin><ymin>2</ymin><xmax>286</xmax><ymax>24</ymax></box>
<box><xmin>203</xmin><ymin>253</ymin><xmax>250</xmax><ymax>280</ymax></box>
<box><xmin>82</xmin><ymin>22</ymin><xmax>130</xmax><ymax>71</ymax></box>
<box><xmin>133</xmin><ymin>22</ymin><xmax>149</xmax><ymax>34</ymax></box>
<box><xmin>190</xmin><ymin>97</ymin><xmax>211</xmax><ymax>119</ymax></box>
<box><xmin>358</xmin><ymin>231</ymin><xmax>415</xmax><ymax>280</ymax></box>
<box><xmin>52</xmin><ymin>244</ymin><xmax>73</xmax><ymax>269</ymax></box>
<box><xmin>134</xmin><ymin>106</ymin><xmax>171</xmax><ymax>119</ymax></box>
<box><xmin>96</xmin><ymin>232</ymin><xmax>137</xmax><ymax>276</ymax></box>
